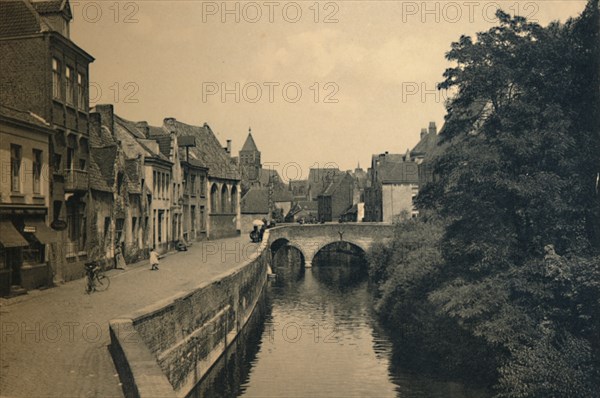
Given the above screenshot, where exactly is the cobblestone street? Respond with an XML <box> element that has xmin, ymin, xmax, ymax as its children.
<box><xmin>0</xmin><ymin>236</ymin><xmax>259</xmax><ymax>398</ymax></box>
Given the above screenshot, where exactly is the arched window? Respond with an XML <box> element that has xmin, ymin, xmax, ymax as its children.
<box><xmin>210</xmin><ymin>184</ymin><xmax>219</xmax><ymax>213</ymax></box>
<box><xmin>221</xmin><ymin>184</ymin><xmax>229</xmax><ymax>213</ymax></box>
<box><xmin>230</xmin><ymin>185</ymin><xmax>237</xmax><ymax>213</ymax></box>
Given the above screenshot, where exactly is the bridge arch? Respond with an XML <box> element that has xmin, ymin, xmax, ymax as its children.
<box><xmin>311</xmin><ymin>241</ymin><xmax>367</xmax><ymax>267</ymax></box>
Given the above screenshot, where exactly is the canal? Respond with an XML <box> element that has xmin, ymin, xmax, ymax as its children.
<box><xmin>189</xmin><ymin>244</ymin><xmax>489</xmax><ymax>397</ymax></box>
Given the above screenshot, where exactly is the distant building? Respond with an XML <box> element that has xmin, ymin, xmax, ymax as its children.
<box><xmin>238</xmin><ymin>129</ymin><xmax>285</xmax><ymax>195</ymax></box>
<box><xmin>307</xmin><ymin>168</ymin><xmax>344</xmax><ymax>201</ymax></box>
<box><xmin>364</xmin><ymin>121</ymin><xmax>439</xmax><ymax>223</ymax></box>
<box><xmin>317</xmin><ymin>172</ymin><xmax>356</xmax><ymax>222</ymax></box>
<box><xmin>240</xmin><ymin>187</ymin><xmax>293</xmax><ymax>232</ymax></box>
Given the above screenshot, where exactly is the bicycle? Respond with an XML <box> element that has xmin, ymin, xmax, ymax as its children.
<box><xmin>85</xmin><ymin>262</ymin><xmax>110</xmax><ymax>293</ymax></box>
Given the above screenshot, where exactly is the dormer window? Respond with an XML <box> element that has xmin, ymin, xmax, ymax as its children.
<box><xmin>52</xmin><ymin>58</ymin><xmax>61</xmax><ymax>99</ymax></box>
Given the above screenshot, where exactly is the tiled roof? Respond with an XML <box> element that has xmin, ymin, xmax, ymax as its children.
<box><xmin>151</xmin><ymin>133</ymin><xmax>171</xmax><ymax>158</ymax></box>
<box><xmin>0</xmin><ymin>0</ymin><xmax>44</xmax><ymax>37</ymax></box>
<box><xmin>0</xmin><ymin>104</ymin><xmax>51</xmax><ymax>130</ymax></box>
<box><xmin>308</xmin><ymin>168</ymin><xmax>343</xmax><ymax>198</ymax></box>
<box><xmin>378</xmin><ymin>161</ymin><xmax>420</xmax><ymax>184</ymax></box>
<box><xmin>321</xmin><ymin>172</ymin><xmax>352</xmax><ymax>196</ymax></box>
<box><xmin>241</xmin><ymin>187</ymin><xmax>293</xmax><ymax>213</ymax></box>
<box><xmin>93</xmin><ymin>146</ymin><xmax>117</xmax><ymax>186</ymax></box>
<box><xmin>88</xmin><ymin>157</ymin><xmax>111</xmax><ymax>192</ymax></box>
<box><xmin>164</xmin><ymin>118</ymin><xmax>239</xmax><ymax>180</ymax></box>
<box><xmin>113</xmin><ymin>115</ymin><xmax>168</xmax><ymax>162</ymax></box>
<box><xmin>241</xmin><ymin>188</ymin><xmax>269</xmax><ymax>213</ymax></box>
<box><xmin>411</xmin><ymin>130</ymin><xmax>440</xmax><ymax>158</ymax></box>
<box><xmin>240</xmin><ymin>132</ymin><xmax>259</xmax><ymax>152</ymax></box>
<box><xmin>30</xmin><ymin>0</ymin><xmax>66</xmax><ymax>14</ymax></box>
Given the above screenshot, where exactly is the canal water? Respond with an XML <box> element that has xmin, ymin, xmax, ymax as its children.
<box><xmin>189</xmin><ymin>245</ymin><xmax>489</xmax><ymax>398</ymax></box>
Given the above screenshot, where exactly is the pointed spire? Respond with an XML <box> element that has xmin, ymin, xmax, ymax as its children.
<box><xmin>241</xmin><ymin>129</ymin><xmax>259</xmax><ymax>152</ymax></box>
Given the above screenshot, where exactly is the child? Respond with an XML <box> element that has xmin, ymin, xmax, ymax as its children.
<box><xmin>150</xmin><ymin>248</ymin><xmax>160</xmax><ymax>270</ymax></box>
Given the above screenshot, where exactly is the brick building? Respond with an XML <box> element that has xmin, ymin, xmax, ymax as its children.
<box><xmin>0</xmin><ymin>0</ymin><xmax>95</xmax><ymax>284</ymax></box>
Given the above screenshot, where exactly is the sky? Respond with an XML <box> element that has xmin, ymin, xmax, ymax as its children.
<box><xmin>70</xmin><ymin>0</ymin><xmax>588</xmax><ymax>181</ymax></box>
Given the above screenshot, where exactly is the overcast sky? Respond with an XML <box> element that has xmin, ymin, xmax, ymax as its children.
<box><xmin>71</xmin><ymin>0</ymin><xmax>587</xmax><ymax>180</ymax></box>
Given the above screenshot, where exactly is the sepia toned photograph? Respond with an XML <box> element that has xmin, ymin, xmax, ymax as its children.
<box><xmin>0</xmin><ymin>0</ymin><xmax>599</xmax><ymax>397</ymax></box>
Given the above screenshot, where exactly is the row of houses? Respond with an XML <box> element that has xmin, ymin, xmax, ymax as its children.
<box><xmin>0</xmin><ymin>0</ymin><xmax>240</xmax><ymax>297</ymax></box>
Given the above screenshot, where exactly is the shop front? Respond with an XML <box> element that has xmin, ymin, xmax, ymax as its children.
<box><xmin>0</xmin><ymin>209</ymin><xmax>59</xmax><ymax>297</ymax></box>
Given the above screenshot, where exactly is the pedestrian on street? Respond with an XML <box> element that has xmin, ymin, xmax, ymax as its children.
<box><xmin>150</xmin><ymin>248</ymin><xmax>160</xmax><ymax>270</ymax></box>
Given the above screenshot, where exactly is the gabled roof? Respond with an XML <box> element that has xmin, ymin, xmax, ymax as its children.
<box><xmin>240</xmin><ymin>132</ymin><xmax>259</xmax><ymax>152</ymax></box>
<box><xmin>411</xmin><ymin>130</ymin><xmax>440</xmax><ymax>158</ymax></box>
<box><xmin>164</xmin><ymin>118</ymin><xmax>239</xmax><ymax>180</ymax></box>
<box><xmin>321</xmin><ymin>172</ymin><xmax>352</xmax><ymax>196</ymax></box>
<box><xmin>113</xmin><ymin>115</ymin><xmax>169</xmax><ymax>163</ymax></box>
<box><xmin>307</xmin><ymin>168</ymin><xmax>343</xmax><ymax>198</ymax></box>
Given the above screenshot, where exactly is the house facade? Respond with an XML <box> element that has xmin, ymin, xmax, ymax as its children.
<box><xmin>0</xmin><ymin>0</ymin><xmax>95</xmax><ymax>284</ymax></box>
<box><xmin>164</xmin><ymin>118</ymin><xmax>241</xmax><ymax>240</ymax></box>
<box><xmin>0</xmin><ymin>105</ymin><xmax>57</xmax><ymax>296</ymax></box>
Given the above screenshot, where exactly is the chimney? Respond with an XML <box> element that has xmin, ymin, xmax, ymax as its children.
<box><xmin>420</xmin><ymin>128</ymin><xmax>427</xmax><ymax>139</ymax></box>
<box><xmin>226</xmin><ymin>139</ymin><xmax>232</xmax><ymax>154</ymax></box>
<box><xmin>428</xmin><ymin>121</ymin><xmax>437</xmax><ymax>135</ymax></box>
<box><xmin>93</xmin><ymin>104</ymin><xmax>115</xmax><ymax>138</ymax></box>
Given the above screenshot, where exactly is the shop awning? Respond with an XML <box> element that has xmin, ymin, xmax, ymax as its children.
<box><xmin>26</xmin><ymin>221</ymin><xmax>59</xmax><ymax>244</ymax></box>
<box><xmin>0</xmin><ymin>220</ymin><xmax>28</xmax><ymax>248</ymax></box>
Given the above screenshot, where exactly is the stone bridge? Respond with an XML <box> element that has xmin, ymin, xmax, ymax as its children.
<box><xmin>266</xmin><ymin>223</ymin><xmax>394</xmax><ymax>267</ymax></box>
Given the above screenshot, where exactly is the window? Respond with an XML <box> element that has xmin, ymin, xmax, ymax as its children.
<box><xmin>231</xmin><ymin>185</ymin><xmax>237</xmax><ymax>213</ymax></box>
<box><xmin>153</xmin><ymin>171</ymin><xmax>157</xmax><ymax>194</ymax></box>
<box><xmin>33</xmin><ymin>149</ymin><xmax>42</xmax><ymax>194</ymax></box>
<box><xmin>200</xmin><ymin>206</ymin><xmax>205</xmax><ymax>230</ymax></box>
<box><xmin>65</xmin><ymin>66</ymin><xmax>74</xmax><ymax>105</ymax></box>
<box><xmin>190</xmin><ymin>174</ymin><xmax>196</xmax><ymax>195</ymax></box>
<box><xmin>53</xmin><ymin>153</ymin><xmax>62</xmax><ymax>172</ymax></box>
<box><xmin>52</xmin><ymin>58</ymin><xmax>61</xmax><ymax>99</ymax></box>
<box><xmin>77</xmin><ymin>72</ymin><xmax>86</xmax><ymax>109</ymax></box>
<box><xmin>104</xmin><ymin>217</ymin><xmax>110</xmax><ymax>238</ymax></box>
<box><xmin>66</xmin><ymin>148</ymin><xmax>74</xmax><ymax>170</ymax></box>
<box><xmin>191</xmin><ymin>206</ymin><xmax>196</xmax><ymax>231</ymax></box>
<box><xmin>79</xmin><ymin>159</ymin><xmax>86</xmax><ymax>171</ymax></box>
<box><xmin>210</xmin><ymin>184</ymin><xmax>218</xmax><ymax>213</ymax></box>
<box><xmin>157</xmin><ymin>211</ymin><xmax>163</xmax><ymax>242</ymax></box>
<box><xmin>10</xmin><ymin>144</ymin><xmax>21</xmax><ymax>192</ymax></box>
<box><xmin>200</xmin><ymin>175</ymin><xmax>206</xmax><ymax>196</ymax></box>
<box><xmin>221</xmin><ymin>184</ymin><xmax>229</xmax><ymax>213</ymax></box>
<box><xmin>132</xmin><ymin>217</ymin><xmax>138</xmax><ymax>242</ymax></box>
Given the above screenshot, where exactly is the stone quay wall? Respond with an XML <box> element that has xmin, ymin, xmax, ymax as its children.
<box><xmin>109</xmin><ymin>237</ymin><xmax>270</xmax><ymax>398</ymax></box>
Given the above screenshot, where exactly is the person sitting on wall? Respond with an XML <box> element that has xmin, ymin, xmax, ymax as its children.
<box><xmin>250</xmin><ymin>226</ymin><xmax>260</xmax><ymax>243</ymax></box>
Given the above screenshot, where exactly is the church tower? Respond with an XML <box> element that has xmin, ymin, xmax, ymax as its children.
<box><xmin>239</xmin><ymin>128</ymin><xmax>261</xmax><ymax>186</ymax></box>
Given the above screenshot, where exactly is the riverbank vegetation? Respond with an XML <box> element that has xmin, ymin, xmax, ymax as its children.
<box><xmin>368</xmin><ymin>2</ymin><xmax>600</xmax><ymax>396</ymax></box>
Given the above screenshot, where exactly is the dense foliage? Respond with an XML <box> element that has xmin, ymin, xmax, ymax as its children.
<box><xmin>369</xmin><ymin>2</ymin><xmax>600</xmax><ymax>396</ymax></box>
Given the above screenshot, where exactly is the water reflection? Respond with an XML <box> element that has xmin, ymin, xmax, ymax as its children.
<box><xmin>189</xmin><ymin>246</ymin><xmax>490</xmax><ymax>397</ymax></box>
